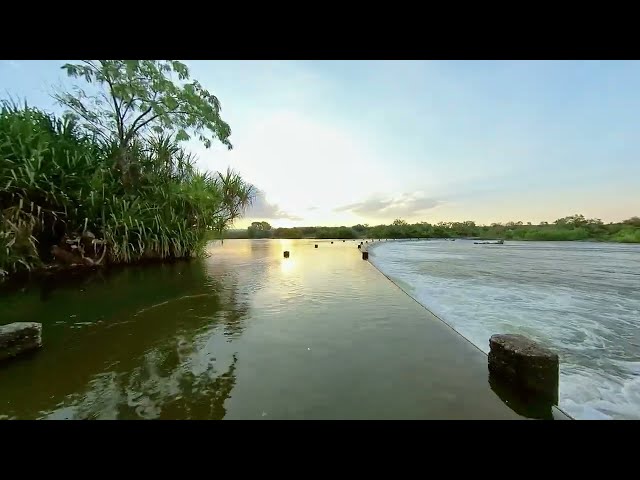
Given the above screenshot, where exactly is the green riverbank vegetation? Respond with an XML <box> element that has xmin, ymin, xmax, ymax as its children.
<box><xmin>221</xmin><ymin>215</ymin><xmax>640</xmax><ymax>243</ymax></box>
<box><xmin>1</xmin><ymin>60</ymin><xmax>254</xmax><ymax>279</ymax></box>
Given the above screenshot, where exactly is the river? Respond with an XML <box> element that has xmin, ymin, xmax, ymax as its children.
<box><xmin>0</xmin><ymin>239</ymin><xmax>519</xmax><ymax>420</ymax></box>
<box><xmin>369</xmin><ymin>239</ymin><xmax>640</xmax><ymax>420</ymax></box>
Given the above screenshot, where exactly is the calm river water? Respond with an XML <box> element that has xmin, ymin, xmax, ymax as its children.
<box><xmin>0</xmin><ymin>239</ymin><xmax>519</xmax><ymax>420</ymax></box>
<box><xmin>370</xmin><ymin>239</ymin><xmax>640</xmax><ymax>420</ymax></box>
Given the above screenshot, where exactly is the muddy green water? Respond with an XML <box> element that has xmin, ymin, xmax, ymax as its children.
<box><xmin>0</xmin><ymin>239</ymin><xmax>520</xmax><ymax>420</ymax></box>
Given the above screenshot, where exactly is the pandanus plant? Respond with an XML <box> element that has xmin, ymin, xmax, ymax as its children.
<box><xmin>0</xmin><ymin>106</ymin><xmax>254</xmax><ymax>276</ymax></box>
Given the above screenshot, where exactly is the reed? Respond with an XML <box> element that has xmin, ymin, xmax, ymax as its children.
<box><xmin>0</xmin><ymin>101</ymin><xmax>253</xmax><ymax>278</ymax></box>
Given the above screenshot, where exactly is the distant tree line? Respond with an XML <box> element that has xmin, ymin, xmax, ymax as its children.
<box><xmin>212</xmin><ymin>214</ymin><xmax>640</xmax><ymax>243</ymax></box>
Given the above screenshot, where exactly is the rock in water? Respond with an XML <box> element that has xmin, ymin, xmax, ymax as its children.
<box><xmin>488</xmin><ymin>334</ymin><xmax>559</xmax><ymax>405</ymax></box>
<box><xmin>0</xmin><ymin>322</ymin><xmax>43</xmax><ymax>362</ymax></box>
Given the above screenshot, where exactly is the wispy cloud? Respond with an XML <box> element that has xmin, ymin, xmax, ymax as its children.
<box><xmin>335</xmin><ymin>193</ymin><xmax>443</xmax><ymax>220</ymax></box>
<box><xmin>245</xmin><ymin>188</ymin><xmax>302</xmax><ymax>221</ymax></box>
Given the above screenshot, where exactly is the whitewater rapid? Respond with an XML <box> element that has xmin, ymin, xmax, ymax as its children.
<box><xmin>369</xmin><ymin>239</ymin><xmax>640</xmax><ymax>420</ymax></box>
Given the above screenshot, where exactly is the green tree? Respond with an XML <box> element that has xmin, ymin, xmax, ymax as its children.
<box><xmin>55</xmin><ymin>60</ymin><xmax>232</xmax><ymax>175</ymax></box>
<box><xmin>273</xmin><ymin>227</ymin><xmax>302</xmax><ymax>239</ymax></box>
<box><xmin>301</xmin><ymin>226</ymin><xmax>317</xmax><ymax>237</ymax></box>
<box><xmin>247</xmin><ymin>221</ymin><xmax>272</xmax><ymax>239</ymax></box>
<box><xmin>335</xmin><ymin>227</ymin><xmax>356</xmax><ymax>239</ymax></box>
<box><xmin>351</xmin><ymin>224</ymin><xmax>368</xmax><ymax>235</ymax></box>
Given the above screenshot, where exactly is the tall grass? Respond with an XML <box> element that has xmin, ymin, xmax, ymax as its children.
<box><xmin>611</xmin><ymin>227</ymin><xmax>640</xmax><ymax>243</ymax></box>
<box><xmin>0</xmin><ymin>101</ymin><xmax>253</xmax><ymax>278</ymax></box>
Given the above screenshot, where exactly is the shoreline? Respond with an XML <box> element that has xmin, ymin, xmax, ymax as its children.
<box><xmin>219</xmin><ymin>235</ymin><xmax>640</xmax><ymax>244</ymax></box>
<box><xmin>0</xmin><ymin>257</ymin><xmax>197</xmax><ymax>295</ymax></box>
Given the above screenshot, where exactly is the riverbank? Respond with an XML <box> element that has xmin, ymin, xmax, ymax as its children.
<box><xmin>1</xmin><ymin>239</ymin><xmax>528</xmax><ymax>419</ymax></box>
<box><xmin>217</xmin><ymin>229</ymin><xmax>640</xmax><ymax>244</ymax></box>
<box><xmin>218</xmin><ymin>215</ymin><xmax>640</xmax><ymax>244</ymax></box>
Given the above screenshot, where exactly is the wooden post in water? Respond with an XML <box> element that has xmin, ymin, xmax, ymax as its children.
<box><xmin>315</xmin><ymin>244</ymin><xmax>318</xmax><ymax>248</ymax></box>
<box><xmin>362</xmin><ymin>251</ymin><xmax>369</xmax><ymax>260</ymax></box>
<box><xmin>283</xmin><ymin>251</ymin><xmax>290</xmax><ymax>258</ymax></box>
<box><xmin>488</xmin><ymin>334</ymin><xmax>559</xmax><ymax>406</ymax></box>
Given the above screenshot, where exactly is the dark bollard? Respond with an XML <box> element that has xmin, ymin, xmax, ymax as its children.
<box><xmin>488</xmin><ymin>334</ymin><xmax>559</xmax><ymax>407</ymax></box>
<box><xmin>362</xmin><ymin>251</ymin><xmax>369</xmax><ymax>260</ymax></box>
<box><xmin>315</xmin><ymin>244</ymin><xmax>318</xmax><ymax>248</ymax></box>
<box><xmin>331</xmin><ymin>241</ymin><xmax>334</xmax><ymax>244</ymax></box>
<box><xmin>283</xmin><ymin>251</ymin><xmax>290</xmax><ymax>258</ymax></box>
<box><xmin>343</xmin><ymin>240</ymin><xmax>345</xmax><ymax>242</ymax></box>
<box><xmin>357</xmin><ymin>244</ymin><xmax>361</xmax><ymax>249</ymax></box>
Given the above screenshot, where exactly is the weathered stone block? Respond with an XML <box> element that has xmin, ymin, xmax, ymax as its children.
<box><xmin>488</xmin><ymin>334</ymin><xmax>559</xmax><ymax>405</ymax></box>
<box><xmin>0</xmin><ymin>322</ymin><xmax>43</xmax><ymax>362</ymax></box>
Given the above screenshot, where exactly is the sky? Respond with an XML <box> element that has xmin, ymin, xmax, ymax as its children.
<box><xmin>1</xmin><ymin>60</ymin><xmax>639</xmax><ymax>228</ymax></box>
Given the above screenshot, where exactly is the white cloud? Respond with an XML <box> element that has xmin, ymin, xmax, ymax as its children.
<box><xmin>335</xmin><ymin>193</ymin><xmax>444</xmax><ymax>221</ymax></box>
<box><xmin>244</xmin><ymin>188</ymin><xmax>301</xmax><ymax>221</ymax></box>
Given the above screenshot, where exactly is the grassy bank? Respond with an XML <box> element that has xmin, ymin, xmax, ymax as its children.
<box><xmin>1</xmin><ymin>60</ymin><xmax>253</xmax><ymax>279</ymax></box>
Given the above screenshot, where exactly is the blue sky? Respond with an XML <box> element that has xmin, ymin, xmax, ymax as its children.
<box><xmin>1</xmin><ymin>60</ymin><xmax>638</xmax><ymax>227</ymax></box>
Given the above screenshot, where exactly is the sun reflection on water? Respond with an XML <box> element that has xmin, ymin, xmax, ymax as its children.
<box><xmin>280</xmin><ymin>257</ymin><xmax>297</xmax><ymax>275</ymax></box>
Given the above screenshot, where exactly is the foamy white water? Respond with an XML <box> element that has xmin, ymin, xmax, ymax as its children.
<box><xmin>369</xmin><ymin>239</ymin><xmax>640</xmax><ymax>420</ymax></box>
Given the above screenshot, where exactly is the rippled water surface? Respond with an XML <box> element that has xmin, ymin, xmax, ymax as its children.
<box><xmin>369</xmin><ymin>239</ymin><xmax>640</xmax><ymax>420</ymax></box>
<box><xmin>0</xmin><ymin>239</ymin><xmax>519</xmax><ymax>420</ymax></box>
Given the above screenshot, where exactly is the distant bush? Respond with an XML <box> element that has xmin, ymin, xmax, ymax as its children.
<box><xmin>246</xmin><ymin>217</ymin><xmax>639</xmax><ymax>244</ymax></box>
<box><xmin>523</xmin><ymin>228</ymin><xmax>589</xmax><ymax>241</ymax></box>
<box><xmin>611</xmin><ymin>227</ymin><xmax>640</xmax><ymax>243</ymax></box>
